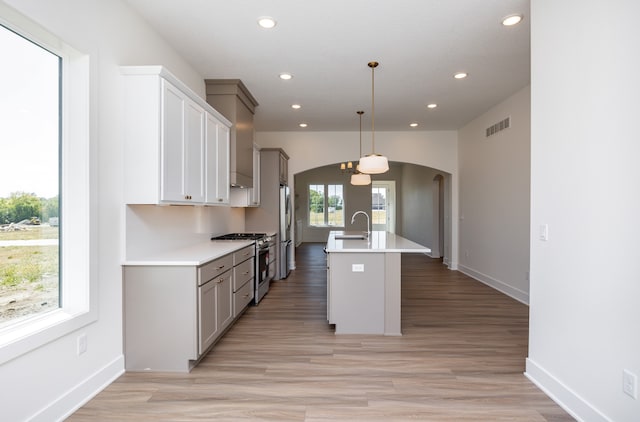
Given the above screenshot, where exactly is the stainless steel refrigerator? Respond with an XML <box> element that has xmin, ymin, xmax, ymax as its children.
<box><xmin>279</xmin><ymin>184</ymin><xmax>292</xmax><ymax>278</ymax></box>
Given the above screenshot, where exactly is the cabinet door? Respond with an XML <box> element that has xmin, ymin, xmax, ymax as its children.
<box><xmin>216</xmin><ymin>270</ymin><xmax>234</xmax><ymax>332</ymax></box>
<box><xmin>184</xmin><ymin>99</ymin><xmax>205</xmax><ymax>203</ymax></box>
<box><xmin>205</xmin><ymin>113</ymin><xmax>229</xmax><ymax>205</ymax></box>
<box><xmin>250</xmin><ymin>146</ymin><xmax>260</xmax><ymax>206</ymax></box>
<box><xmin>198</xmin><ymin>279</ymin><xmax>218</xmax><ymax>355</ymax></box>
<box><xmin>279</xmin><ymin>153</ymin><xmax>288</xmax><ymax>185</ymax></box>
<box><xmin>216</xmin><ymin>123</ymin><xmax>230</xmax><ymax>204</ymax></box>
<box><xmin>160</xmin><ymin>80</ymin><xmax>187</xmax><ymax>202</ymax></box>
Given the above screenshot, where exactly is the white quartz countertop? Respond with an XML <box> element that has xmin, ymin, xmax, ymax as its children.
<box><xmin>325</xmin><ymin>231</ymin><xmax>431</xmax><ymax>253</ymax></box>
<box><xmin>122</xmin><ymin>240</ymin><xmax>254</xmax><ymax>266</ymax></box>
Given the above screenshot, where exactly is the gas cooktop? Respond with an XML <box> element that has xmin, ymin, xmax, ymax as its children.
<box><xmin>211</xmin><ymin>233</ymin><xmax>267</xmax><ymax>241</ymax></box>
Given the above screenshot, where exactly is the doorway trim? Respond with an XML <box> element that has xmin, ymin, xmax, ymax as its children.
<box><xmin>431</xmin><ymin>175</ymin><xmax>445</xmax><ymax>258</ymax></box>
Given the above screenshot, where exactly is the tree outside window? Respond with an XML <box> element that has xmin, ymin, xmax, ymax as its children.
<box><xmin>309</xmin><ymin>184</ymin><xmax>344</xmax><ymax>227</ymax></box>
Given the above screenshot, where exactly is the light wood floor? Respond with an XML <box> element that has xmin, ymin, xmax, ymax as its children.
<box><xmin>69</xmin><ymin>243</ymin><xmax>573</xmax><ymax>421</ymax></box>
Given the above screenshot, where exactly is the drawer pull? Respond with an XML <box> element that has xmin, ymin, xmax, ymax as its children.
<box><xmin>242</xmin><ymin>271</ymin><xmax>250</xmax><ymax>275</ymax></box>
<box><xmin>216</xmin><ymin>265</ymin><xmax>225</xmax><ymax>270</ymax></box>
<box><xmin>216</xmin><ymin>278</ymin><xmax>225</xmax><ymax>284</ymax></box>
<box><xmin>243</xmin><ymin>293</ymin><xmax>250</xmax><ymax>298</ymax></box>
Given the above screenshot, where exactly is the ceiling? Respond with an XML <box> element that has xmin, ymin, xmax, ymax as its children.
<box><xmin>124</xmin><ymin>0</ymin><xmax>530</xmax><ymax>132</ymax></box>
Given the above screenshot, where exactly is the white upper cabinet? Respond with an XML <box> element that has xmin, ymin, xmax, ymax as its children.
<box><xmin>205</xmin><ymin>112</ymin><xmax>230</xmax><ymax>205</ymax></box>
<box><xmin>122</xmin><ymin>66</ymin><xmax>231</xmax><ymax>205</ymax></box>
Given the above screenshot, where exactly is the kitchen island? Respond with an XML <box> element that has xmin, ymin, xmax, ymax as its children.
<box><xmin>325</xmin><ymin>231</ymin><xmax>430</xmax><ymax>335</ymax></box>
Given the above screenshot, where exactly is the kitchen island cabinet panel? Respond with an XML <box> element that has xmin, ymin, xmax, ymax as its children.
<box><xmin>325</xmin><ymin>231</ymin><xmax>429</xmax><ymax>336</ymax></box>
<box><xmin>328</xmin><ymin>252</ymin><xmax>385</xmax><ymax>334</ymax></box>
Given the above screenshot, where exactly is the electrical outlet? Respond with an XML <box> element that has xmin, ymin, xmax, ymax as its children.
<box><xmin>77</xmin><ymin>334</ymin><xmax>87</xmax><ymax>356</ymax></box>
<box><xmin>623</xmin><ymin>369</ymin><xmax>637</xmax><ymax>399</ymax></box>
<box><xmin>352</xmin><ymin>264</ymin><xmax>364</xmax><ymax>272</ymax></box>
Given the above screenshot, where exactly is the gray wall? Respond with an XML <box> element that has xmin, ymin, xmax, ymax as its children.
<box><xmin>294</xmin><ymin>162</ymin><xmax>446</xmax><ymax>247</ymax></box>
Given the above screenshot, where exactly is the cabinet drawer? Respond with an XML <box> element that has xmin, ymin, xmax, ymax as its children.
<box><xmin>233</xmin><ymin>257</ymin><xmax>254</xmax><ymax>291</ymax></box>
<box><xmin>233</xmin><ymin>279</ymin><xmax>253</xmax><ymax>317</ymax></box>
<box><xmin>198</xmin><ymin>254</ymin><xmax>233</xmax><ymax>286</ymax></box>
<box><xmin>233</xmin><ymin>245</ymin><xmax>254</xmax><ymax>265</ymax></box>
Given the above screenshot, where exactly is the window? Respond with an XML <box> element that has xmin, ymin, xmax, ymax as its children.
<box><xmin>309</xmin><ymin>184</ymin><xmax>344</xmax><ymax>227</ymax></box>
<box><xmin>0</xmin><ymin>24</ymin><xmax>60</xmax><ymax>327</ymax></box>
<box><xmin>0</xmin><ymin>6</ymin><xmax>94</xmax><ymax>364</ymax></box>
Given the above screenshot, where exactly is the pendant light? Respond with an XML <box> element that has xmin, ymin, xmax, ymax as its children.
<box><xmin>358</xmin><ymin>61</ymin><xmax>389</xmax><ymax>174</ymax></box>
<box><xmin>351</xmin><ymin>111</ymin><xmax>371</xmax><ymax>186</ymax></box>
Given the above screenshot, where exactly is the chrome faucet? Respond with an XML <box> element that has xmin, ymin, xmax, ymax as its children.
<box><xmin>351</xmin><ymin>210</ymin><xmax>370</xmax><ymax>237</ymax></box>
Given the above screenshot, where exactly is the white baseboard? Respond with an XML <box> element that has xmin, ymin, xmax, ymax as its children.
<box><xmin>30</xmin><ymin>354</ymin><xmax>125</xmax><ymax>422</ymax></box>
<box><xmin>458</xmin><ymin>264</ymin><xmax>529</xmax><ymax>304</ymax></box>
<box><xmin>525</xmin><ymin>358</ymin><xmax>611</xmax><ymax>422</ymax></box>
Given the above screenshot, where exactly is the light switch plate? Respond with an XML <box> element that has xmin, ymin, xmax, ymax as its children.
<box><xmin>539</xmin><ymin>224</ymin><xmax>549</xmax><ymax>241</ymax></box>
<box><xmin>623</xmin><ymin>369</ymin><xmax>637</xmax><ymax>399</ymax></box>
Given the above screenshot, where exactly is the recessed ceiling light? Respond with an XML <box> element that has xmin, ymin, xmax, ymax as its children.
<box><xmin>410</xmin><ymin>123</ymin><xmax>418</xmax><ymax>128</ymax></box>
<box><xmin>454</xmin><ymin>72</ymin><xmax>468</xmax><ymax>79</ymax></box>
<box><xmin>257</xmin><ymin>17</ymin><xmax>276</xmax><ymax>29</ymax></box>
<box><xmin>279</xmin><ymin>73</ymin><xmax>293</xmax><ymax>80</ymax></box>
<box><xmin>502</xmin><ymin>14</ymin><xmax>523</xmax><ymax>26</ymax></box>
<box><xmin>427</xmin><ymin>103</ymin><xmax>438</xmax><ymax>109</ymax></box>
<box><xmin>299</xmin><ymin>123</ymin><xmax>308</xmax><ymax>128</ymax></box>
<box><xmin>291</xmin><ymin>104</ymin><xmax>301</xmax><ymax>109</ymax></box>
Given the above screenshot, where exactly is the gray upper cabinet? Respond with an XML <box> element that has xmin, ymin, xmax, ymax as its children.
<box><xmin>205</xmin><ymin>79</ymin><xmax>259</xmax><ymax>189</ymax></box>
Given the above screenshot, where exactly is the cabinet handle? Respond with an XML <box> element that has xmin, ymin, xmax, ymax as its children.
<box><xmin>216</xmin><ymin>265</ymin><xmax>225</xmax><ymax>270</ymax></box>
<box><xmin>185</xmin><ymin>195</ymin><xmax>192</xmax><ymax>200</ymax></box>
<box><xmin>216</xmin><ymin>278</ymin><xmax>224</xmax><ymax>284</ymax></box>
<box><xmin>218</xmin><ymin>198</ymin><xmax>223</xmax><ymax>202</ymax></box>
<box><xmin>242</xmin><ymin>271</ymin><xmax>249</xmax><ymax>275</ymax></box>
<box><xmin>243</xmin><ymin>293</ymin><xmax>250</xmax><ymax>298</ymax></box>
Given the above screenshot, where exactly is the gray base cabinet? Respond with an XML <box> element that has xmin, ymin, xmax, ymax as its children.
<box><xmin>124</xmin><ymin>248</ymin><xmax>254</xmax><ymax>372</ymax></box>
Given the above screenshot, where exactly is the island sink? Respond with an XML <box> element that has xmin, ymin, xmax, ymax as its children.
<box><xmin>334</xmin><ymin>231</ymin><xmax>368</xmax><ymax>240</ymax></box>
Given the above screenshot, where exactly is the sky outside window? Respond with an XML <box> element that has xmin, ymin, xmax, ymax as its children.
<box><xmin>0</xmin><ymin>25</ymin><xmax>59</xmax><ymax>199</ymax></box>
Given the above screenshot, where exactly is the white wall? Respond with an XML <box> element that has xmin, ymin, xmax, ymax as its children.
<box><xmin>256</xmin><ymin>130</ymin><xmax>460</xmax><ymax>267</ymax></box>
<box><xmin>0</xmin><ymin>1</ymin><xmax>214</xmax><ymax>420</ymax></box>
<box><xmin>457</xmin><ymin>86</ymin><xmax>531</xmax><ymax>304</ymax></box>
<box><xmin>527</xmin><ymin>1</ymin><xmax>640</xmax><ymax>421</ymax></box>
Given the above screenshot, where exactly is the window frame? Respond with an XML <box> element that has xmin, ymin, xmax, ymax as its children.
<box><xmin>308</xmin><ymin>183</ymin><xmax>345</xmax><ymax>228</ymax></box>
<box><xmin>0</xmin><ymin>5</ymin><xmax>96</xmax><ymax>364</ymax></box>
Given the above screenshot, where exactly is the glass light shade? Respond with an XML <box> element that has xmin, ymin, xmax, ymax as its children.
<box><xmin>340</xmin><ymin>162</ymin><xmax>346</xmax><ymax>170</ymax></box>
<box><xmin>347</xmin><ymin>161</ymin><xmax>353</xmax><ymax>169</ymax></box>
<box><xmin>358</xmin><ymin>154</ymin><xmax>389</xmax><ymax>174</ymax></box>
<box><xmin>351</xmin><ymin>173</ymin><xmax>371</xmax><ymax>185</ymax></box>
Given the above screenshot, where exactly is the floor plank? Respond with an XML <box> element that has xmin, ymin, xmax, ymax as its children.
<box><xmin>69</xmin><ymin>243</ymin><xmax>573</xmax><ymax>421</ymax></box>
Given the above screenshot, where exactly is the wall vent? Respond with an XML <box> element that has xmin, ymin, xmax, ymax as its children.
<box><xmin>485</xmin><ymin>116</ymin><xmax>511</xmax><ymax>137</ymax></box>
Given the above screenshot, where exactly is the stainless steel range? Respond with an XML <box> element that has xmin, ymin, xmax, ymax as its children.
<box><xmin>211</xmin><ymin>233</ymin><xmax>276</xmax><ymax>304</ymax></box>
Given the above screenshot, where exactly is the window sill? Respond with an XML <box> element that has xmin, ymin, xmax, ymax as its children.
<box><xmin>0</xmin><ymin>307</ymin><xmax>95</xmax><ymax>365</ymax></box>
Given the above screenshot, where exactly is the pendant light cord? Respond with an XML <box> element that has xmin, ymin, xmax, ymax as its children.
<box><xmin>368</xmin><ymin>61</ymin><xmax>379</xmax><ymax>154</ymax></box>
<box><xmin>358</xmin><ymin>110</ymin><xmax>364</xmax><ymax>156</ymax></box>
